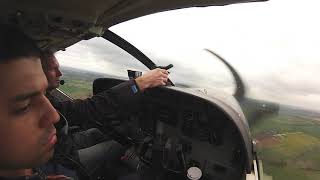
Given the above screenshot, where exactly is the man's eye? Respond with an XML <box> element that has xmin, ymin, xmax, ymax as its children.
<box><xmin>13</xmin><ymin>104</ymin><xmax>30</xmax><ymax>115</ymax></box>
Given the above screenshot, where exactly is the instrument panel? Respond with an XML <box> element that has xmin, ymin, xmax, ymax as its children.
<box><xmin>121</xmin><ymin>87</ymin><xmax>250</xmax><ymax>180</ymax></box>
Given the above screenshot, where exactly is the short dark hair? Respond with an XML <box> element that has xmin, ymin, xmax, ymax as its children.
<box><xmin>0</xmin><ymin>24</ymin><xmax>41</xmax><ymax>63</ymax></box>
<box><xmin>40</xmin><ymin>49</ymin><xmax>56</xmax><ymax>70</ymax></box>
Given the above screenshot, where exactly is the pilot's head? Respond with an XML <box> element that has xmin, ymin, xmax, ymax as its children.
<box><xmin>0</xmin><ymin>24</ymin><xmax>60</xmax><ymax>174</ymax></box>
<box><xmin>41</xmin><ymin>50</ymin><xmax>62</xmax><ymax>90</ymax></box>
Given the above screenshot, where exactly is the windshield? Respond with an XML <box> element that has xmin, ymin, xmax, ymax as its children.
<box><xmin>108</xmin><ymin>0</ymin><xmax>320</xmax><ymax>179</ymax></box>
<box><xmin>55</xmin><ymin>0</ymin><xmax>320</xmax><ymax>179</ymax></box>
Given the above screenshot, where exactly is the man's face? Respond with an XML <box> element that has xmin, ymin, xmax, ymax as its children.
<box><xmin>44</xmin><ymin>55</ymin><xmax>62</xmax><ymax>90</ymax></box>
<box><xmin>0</xmin><ymin>58</ymin><xmax>60</xmax><ymax>170</ymax></box>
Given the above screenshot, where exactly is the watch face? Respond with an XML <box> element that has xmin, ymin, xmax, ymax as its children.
<box><xmin>128</xmin><ymin>70</ymin><xmax>142</xmax><ymax>79</ymax></box>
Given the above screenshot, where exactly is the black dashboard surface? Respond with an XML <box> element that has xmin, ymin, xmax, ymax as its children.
<box><xmin>122</xmin><ymin>87</ymin><xmax>249</xmax><ymax>179</ymax></box>
<box><xmin>93</xmin><ymin>78</ymin><xmax>251</xmax><ymax>179</ymax></box>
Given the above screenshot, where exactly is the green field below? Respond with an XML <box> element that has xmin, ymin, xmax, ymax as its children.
<box><xmin>251</xmin><ymin>115</ymin><xmax>320</xmax><ymax>180</ymax></box>
<box><xmin>59</xmin><ymin>78</ymin><xmax>92</xmax><ymax>99</ymax></box>
<box><xmin>58</xmin><ymin>67</ymin><xmax>108</xmax><ymax>99</ymax></box>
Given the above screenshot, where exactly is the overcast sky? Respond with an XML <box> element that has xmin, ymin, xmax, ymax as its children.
<box><xmin>56</xmin><ymin>0</ymin><xmax>320</xmax><ymax>112</ymax></box>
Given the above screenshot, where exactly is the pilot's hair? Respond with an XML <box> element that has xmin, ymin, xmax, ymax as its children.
<box><xmin>40</xmin><ymin>49</ymin><xmax>55</xmax><ymax>62</ymax></box>
<box><xmin>0</xmin><ymin>24</ymin><xmax>41</xmax><ymax>63</ymax></box>
<box><xmin>40</xmin><ymin>49</ymin><xmax>56</xmax><ymax>69</ymax></box>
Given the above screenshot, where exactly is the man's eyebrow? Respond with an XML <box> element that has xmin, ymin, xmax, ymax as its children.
<box><xmin>11</xmin><ymin>91</ymin><xmax>41</xmax><ymax>102</ymax></box>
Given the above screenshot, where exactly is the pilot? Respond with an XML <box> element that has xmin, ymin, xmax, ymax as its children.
<box><xmin>40</xmin><ymin>49</ymin><xmax>169</xmax><ymax>178</ymax></box>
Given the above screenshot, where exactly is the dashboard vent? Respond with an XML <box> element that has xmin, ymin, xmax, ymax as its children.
<box><xmin>197</xmin><ymin>128</ymin><xmax>220</xmax><ymax>145</ymax></box>
<box><xmin>182</xmin><ymin>110</ymin><xmax>196</xmax><ymax>137</ymax></box>
<box><xmin>158</xmin><ymin>109</ymin><xmax>170</xmax><ymax>122</ymax></box>
<box><xmin>157</xmin><ymin>106</ymin><xmax>177</xmax><ymax>126</ymax></box>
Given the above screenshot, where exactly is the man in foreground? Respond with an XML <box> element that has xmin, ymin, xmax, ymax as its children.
<box><xmin>0</xmin><ymin>24</ymin><xmax>62</xmax><ymax>179</ymax></box>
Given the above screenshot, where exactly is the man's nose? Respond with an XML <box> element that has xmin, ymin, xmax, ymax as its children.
<box><xmin>39</xmin><ymin>96</ymin><xmax>60</xmax><ymax>128</ymax></box>
<box><xmin>56</xmin><ymin>69</ymin><xmax>62</xmax><ymax>77</ymax></box>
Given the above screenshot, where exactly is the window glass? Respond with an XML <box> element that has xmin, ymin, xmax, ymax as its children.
<box><xmin>110</xmin><ymin>1</ymin><xmax>320</xmax><ymax>179</ymax></box>
<box><xmin>56</xmin><ymin>37</ymin><xmax>148</xmax><ymax>99</ymax></box>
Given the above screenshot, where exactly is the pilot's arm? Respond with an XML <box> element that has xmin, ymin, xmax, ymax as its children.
<box><xmin>52</xmin><ymin>68</ymin><xmax>168</xmax><ymax>127</ymax></box>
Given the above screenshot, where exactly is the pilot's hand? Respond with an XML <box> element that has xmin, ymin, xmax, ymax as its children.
<box><xmin>135</xmin><ymin>68</ymin><xmax>169</xmax><ymax>92</ymax></box>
